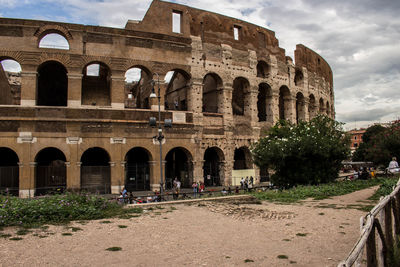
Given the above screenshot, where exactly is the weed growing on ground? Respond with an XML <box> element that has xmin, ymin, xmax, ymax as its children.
<box><xmin>106</xmin><ymin>247</ymin><xmax>122</xmax><ymax>251</ymax></box>
<box><xmin>282</xmin><ymin>239</ymin><xmax>291</xmax><ymax>241</ymax></box>
<box><xmin>296</xmin><ymin>233</ymin><xmax>307</xmax><ymax>237</ymax></box>
<box><xmin>170</xmin><ymin>206</ymin><xmax>177</xmax><ymax>210</ymax></box>
<box><xmin>244</xmin><ymin>259</ymin><xmax>254</xmax><ymax>263</ymax></box>
<box><xmin>100</xmin><ymin>220</ymin><xmax>112</xmax><ymax>224</ymax></box>
<box><xmin>9</xmin><ymin>237</ymin><xmax>23</xmax><ymax>241</ymax></box>
<box><xmin>289</xmin><ymin>260</ymin><xmax>297</xmax><ymax>264</ymax></box>
<box><xmin>0</xmin><ymin>233</ymin><xmax>11</xmax><ymax>238</ymax></box>
<box><xmin>16</xmin><ymin>229</ymin><xmax>30</xmax><ymax>235</ymax></box>
<box><xmin>318</xmin><ymin>212</ymin><xmax>325</xmax><ymax>215</ymax></box>
<box><xmin>118</xmin><ymin>225</ymin><xmax>128</xmax><ymax>228</ymax></box>
<box><xmin>62</xmin><ymin>233</ymin><xmax>72</xmax><ymax>236</ymax></box>
<box><xmin>70</xmin><ymin>227</ymin><xmax>82</xmax><ymax>232</ymax></box>
<box><xmin>277</xmin><ymin>255</ymin><xmax>288</xmax><ymax>259</ymax></box>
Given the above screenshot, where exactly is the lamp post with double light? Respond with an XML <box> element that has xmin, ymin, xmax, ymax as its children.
<box><xmin>149</xmin><ymin>73</ymin><xmax>171</xmax><ymax>198</ymax></box>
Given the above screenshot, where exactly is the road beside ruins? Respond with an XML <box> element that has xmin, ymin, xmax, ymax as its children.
<box><xmin>0</xmin><ymin>187</ymin><xmax>378</xmax><ymax>267</ymax></box>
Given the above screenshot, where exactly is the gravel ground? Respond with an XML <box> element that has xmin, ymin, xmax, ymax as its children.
<box><xmin>0</xmin><ymin>187</ymin><xmax>378</xmax><ymax>267</ymax></box>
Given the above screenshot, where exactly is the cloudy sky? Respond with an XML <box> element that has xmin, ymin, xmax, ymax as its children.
<box><xmin>1</xmin><ymin>0</ymin><xmax>399</xmax><ymax>130</ymax></box>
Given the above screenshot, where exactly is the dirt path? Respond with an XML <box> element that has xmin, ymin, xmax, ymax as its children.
<box><xmin>0</xmin><ymin>187</ymin><xmax>379</xmax><ymax>267</ymax></box>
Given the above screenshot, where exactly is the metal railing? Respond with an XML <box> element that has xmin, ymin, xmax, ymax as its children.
<box><xmin>338</xmin><ymin>177</ymin><xmax>400</xmax><ymax>267</ymax></box>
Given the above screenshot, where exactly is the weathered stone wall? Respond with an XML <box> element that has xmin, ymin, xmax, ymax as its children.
<box><xmin>0</xmin><ymin>0</ymin><xmax>335</xmax><ymax>196</ymax></box>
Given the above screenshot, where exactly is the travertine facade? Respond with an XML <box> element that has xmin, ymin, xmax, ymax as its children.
<box><xmin>0</xmin><ymin>0</ymin><xmax>334</xmax><ymax>197</ymax></box>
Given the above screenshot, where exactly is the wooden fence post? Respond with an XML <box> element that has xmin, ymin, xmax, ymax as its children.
<box><xmin>366</xmin><ymin>223</ymin><xmax>377</xmax><ymax>267</ymax></box>
<box><xmin>375</xmin><ymin>219</ymin><xmax>388</xmax><ymax>267</ymax></box>
<box><xmin>384</xmin><ymin>200</ymin><xmax>393</xmax><ymax>253</ymax></box>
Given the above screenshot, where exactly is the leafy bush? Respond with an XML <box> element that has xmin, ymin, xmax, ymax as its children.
<box><xmin>0</xmin><ymin>193</ymin><xmax>142</xmax><ymax>227</ymax></box>
<box><xmin>251</xmin><ymin>115</ymin><xmax>350</xmax><ymax>187</ymax></box>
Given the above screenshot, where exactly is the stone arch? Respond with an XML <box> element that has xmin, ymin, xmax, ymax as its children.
<box><xmin>164</xmin><ymin>69</ymin><xmax>191</xmax><ymax>111</ymax></box>
<box><xmin>296</xmin><ymin>92</ymin><xmax>306</xmax><ymax>123</ymax></box>
<box><xmin>82</xmin><ymin>62</ymin><xmax>111</xmax><ymax>106</ymax></box>
<box><xmin>256</xmin><ymin>60</ymin><xmax>270</xmax><ymax>78</ymax></box>
<box><xmin>234</xmin><ymin>146</ymin><xmax>252</xmax><ymax>170</ymax></box>
<box><xmin>326</xmin><ymin>101</ymin><xmax>330</xmax><ymax>116</ymax></box>
<box><xmin>319</xmin><ymin>97</ymin><xmax>325</xmax><ymax>114</ymax></box>
<box><xmin>202</xmin><ymin>72</ymin><xmax>223</xmax><ymax>113</ymax></box>
<box><xmin>165</xmin><ymin>147</ymin><xmax>193</xmax><ymax>189</ymax></box>
<box><xmin>0</xmin><ymin>147</ymin><xmax>19</xmax><ymax>196</ymax></box>
<box><xmin>308</xmin><ymin>94</ymin><xmax>317</xmax><ymax>119</ymax></box>
<box><xmin>38</xmin><ymin>33</ymin><xmax>70</xmax><ymax>50</ymax></box>
<box><xmin>37</xmin><ymin>60</ymin><xmax>68</xmax><ymax>106</ymax></box>
<box><xmin>125</xmin><ymin>65</ymin><xmax>152</xmax><ymax>109</ymax></box>
<box><xmin>0</xmin><ymin>57</ymin><xmax>22</xmax><ymax>105</ymax></box>
<box><xmin>124</xmin><ymin>147</ymin><xmax>153</xmax><ymax>191</ymax></box>
<box><xmin>279</xmin><ymin>86</ymin><xmax>291</xmax><ymax>120</ymax></box>
<box><xmin>35</xmin><ymin>147</ymin><xmax>66</xmax><ymax>195</ymax></box>
<box><xmin>257</xmin><ymin>83</ymin><xmax>272</xmax><ymax>122</ymax></box>
<box><xmin>294</xmin><ymin>68</ymin><xmax>304</xmax><ymax>86</ymax></box>
<box><xmin>34</xmin><ymin>25</ymin><xmax>73</xmax><ymax>41</ymax></box>
<box><xmin>80</xmin><ymin>147</ymin><xmax>111</xmax><ymax>194</ymax></box>
<box><xmin>203</xmin><ymin>147</ymin><xmax>225</xmax><ymax>186</ymax></box>
<box><xmin>232</xmin><ymin>77</ymin><xmax>250</xmax><ymax>116</ymax></box>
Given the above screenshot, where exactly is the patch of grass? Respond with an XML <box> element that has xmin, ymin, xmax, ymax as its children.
<box><xmin>118</xmin><ymin>225</ymin><xmax>128</xmax><ymax>228</ymax></box>
<box><xmin>0</xmin><ymin>193</ymin><xmax>143</xmax><ymax>228</ymax></box>
<box><xmin>162</xmin><ymin>217</ymin><xmax>168</xmax><ymax>219</ymax></box>
<box><xmin>244</xmin><ymin>259</ymin><xmax>254</xmax><ymax>263</ymax></box>
<box><xmin>296</xmin><ymin>233</ymin><xmax>307</xmax><ymax>237</ymax></box>
<box><xmin>9</xmin><ymin>237</ymin><xmax>23</xmax><ymax>241</ymax></box>
<box><xmin>155</xmin><ymin>206</ymin><xmax>164</xmax><ymax>209</ymax></box>
<box><xmin>0</xmin><ymin>233</ymin><xmax>11</xmax><ymax>238</ymax></box>
<box><xmin>154</xmin><ymin>212</ymin><xmax>161</xmax><ymax>216</ymax></box>
<box><xmin>277</xmin><ymin>255</ymin><xmax>288</xmax><ymax>259</ymax></box>
<box><xmin>77</xmin><ymin>221</ymin><xmax>87</xmax><ymax>225</ymax></box>
<box><xmin>100</xmin><ymin>220</ymin><xmax>112</xmax><ymax>224</ymax></box>
<box><xmin>225</xmin><ymin>256</ymin><xmax>231</xmax><ymax>259</ymax></box>
<box><xmin>70</xmin><ymin>227</ymin><xmax>82</xmax><ymax>232</ymax></box>
<box><xmin>369</xmin><ymin>177</ymin><xmax>399</xmax><ymax>200</ymax></box>
<box><xmin>170</xmin><ymin>206</ymin><xmax>177</xmax><ymax>210</ymax></box>
<box><xmin>16</xmin><ymin>229</ymin><xmax>30</xmax><ymax>235</ymax></box>
<box><xmin>147</xmin><ymin>207</ymin><xmax>154</xmax><ymax>211</ymax></box>
<box><xmin>40</xmin><ymin>225</ymin><xmax>49</xmax><ymax>230</ymax></box>
<box><xmin>339</xmin><ymin>226</ymin><xmax>344</xmax><ymax>229</ymax></box>
<box><xmin>62</xmin><ymin>233</ymin><xmax>72</xmax><ymax>236</ymax></box>
<box><xmin>318</xmin><ymin>212</ymin><xmax>325</xmax><ymax>215</ymax></box>
<box><xmin>118</xmin><ymin>214</ymin><xmax>141</xmax><ymax>219</ymax></box>
<box><xmin>339</xmin><ymin>232</ymin><xmax>346</xmax><ymax>235</ymax></box>
<box><xmin>282</xmin><ymin>239</ymin><xmax>291</xmax><ymax>241</ymax></box>
<box><xmin>252</xmin><ymin>178</ymin><xmax>394</xmax><ymax>203</ymax></box>
<box><xmin>289</xmin><ymin>260</ymin><xmax>297</xmax><ymax>264</ymax></box>
<box><xmin>106</xmin><ymin>247</ymin><xmax>122</xmax><ymax>251</ymax></box>
<box><xmin>38</xmin><ymin>235</ymin><xmax>47</xmax><ymax>238</ymax></box>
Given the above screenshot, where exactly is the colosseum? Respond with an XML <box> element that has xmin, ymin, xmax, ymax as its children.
<box><xmin>0</xmin><ymin>0</ymin><xmax>334</xmax><ymax>197</ymax></box>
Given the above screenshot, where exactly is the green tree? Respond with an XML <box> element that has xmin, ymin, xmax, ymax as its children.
<box><xmin>352</xmin><ymin>124</ymin><xmax>386</xmax><ymax>161</ymax></box>
<box><xmin>251</xmin><ymin>115</ymin><xmax>350</xmax><ymax>188</ymax></box>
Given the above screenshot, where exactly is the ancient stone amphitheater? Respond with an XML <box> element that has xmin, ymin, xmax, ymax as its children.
<box><xmin>0</xmin><ymin>0</ymin><xmax>334</xmax><ymax>197</ymax></box>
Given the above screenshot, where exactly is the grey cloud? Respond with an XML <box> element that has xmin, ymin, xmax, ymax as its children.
<box><xmin>295</xmin><ymin>23</ymin><xmax>323</xmax><ymax>32</ymax></box>
<box><xmin>337</xmin><ymin>107</ymin><xmax>397</xmax><ymax>123</ymax></box>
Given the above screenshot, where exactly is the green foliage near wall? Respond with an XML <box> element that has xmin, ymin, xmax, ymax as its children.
<box><xmin>251</xmin><ymin>115</ymin><xmax>350</xmax><ymax>187</ymax></box>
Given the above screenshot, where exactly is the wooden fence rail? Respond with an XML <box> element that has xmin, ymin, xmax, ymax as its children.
<box><xmin>338</xmin><ymin>178</ymin><xmax>400</xmax><ymax>267</ymax></box>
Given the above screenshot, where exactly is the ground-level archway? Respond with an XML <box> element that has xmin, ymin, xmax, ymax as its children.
<box><xmin>125</xmin><ymin>147</ymin><xmax>151</xmax><ymax>191</ymax></box>
<box><xmin>203</xmin><ymin>147</ymin><xmax>224</xmax><ymax>186</ymax></box>
<box><xmin>233</xmin><ymin>147</ymin><xmax>252</xmax><ymax>170</ymax></box>
<box><xmin>81</xmin><ymin>147</ymin><xmax>110</xmax><ymax>194</ymax></box>
<box><xmin>0</xmin><ymin>147</ymin><xmax>19</xmax><ymax>196</ymax></box>
<box><xmin>35</xmin><ymin>147</ymin><xmax>66</xmax><ymax>195</ymax></box>
<box><xmin>165</xmin><ymin>147</ymin><xmax>193</xmax><ymax>189</ymax></box>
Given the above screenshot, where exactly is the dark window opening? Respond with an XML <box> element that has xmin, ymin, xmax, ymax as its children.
<box><xmin>37</xmin><ymin>61</ymin><xmax>68</xmax><ymax>106</ymax></box>
<box><xmin>35</xmin><ymin>147</ymin><xmax>66</xmax><ymax>195</ymax></box>
<box><xmin>203</xmin><ymin>147</ymin><xmax>224</xmax><ymax>186</ymax></box>
<box><xmin>125</xmin><ymin>147</ymin><xmax>150</xmax><ymax>191</ymax></box>
<box><xmin>0</xmin><ymin>147</ymin><xmax>19</xmax><ymax>196</ymax></box>
<box><xmin>232</xmin><ymin>77</ymin><xmax>249</xmax><ymax>116</ymax></box>
<box><xmin>165</xmin><ymin>148</ymin><xmax>193</xmax><ymax>189</ymax></box>
<box><xmin>279</xmin><ymin>86</ymin><xmax>290</xmax><ymax>120</ymax></box>
<box><xmin>294</xmin><ymin>69</ymin><xmax>303</xmax><ymax>86</ymax></box>
<box><xmin>234</xmin><ymin>147</ymin><xmax>252</xmax><ymax>170</ymax></box>
<box><xmin>82</xmin><ymin>63</ymin><xmax>111</xmax><ymax>106</ymax></box>
<box><xmin>81</xmin><ymin>147</ymin><xmax>110</xmax><ymax>194</ymax></box>
<box><xmin>203</xmin><ymin>73</ymin><xmax>222</xmax><ymax>113</ymax></box>
<box><xmin>256</xmin><ymin>61</ymin><xmax>270</xmax><ymax>78</ymax></box>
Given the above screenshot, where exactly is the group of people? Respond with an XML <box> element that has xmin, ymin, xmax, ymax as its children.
<box><xmin>240</xmin><ymin>176</ymin><xmax>254</xmax><ymax>191</ymax></box>
<box><xmin>119</xmin><ymin>187</ymin><xmax>161</xmax><ymax>204</ymax></box>
<box><xmin>191</xmin><ymin>181</ymin><xmax>205</xmax><ymax>198</ymax></box>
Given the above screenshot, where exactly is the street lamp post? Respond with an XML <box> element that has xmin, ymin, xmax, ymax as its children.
<box><xmin>149</xmin><ymin>73</ymin><xmax>171</xmax><ymax>198</ymax></box>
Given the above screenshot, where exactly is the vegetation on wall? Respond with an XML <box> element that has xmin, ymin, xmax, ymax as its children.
<box><xmin>251</xmin><ymin>115</ymin><xmax>350</xmax><ymax>188</ymax></box>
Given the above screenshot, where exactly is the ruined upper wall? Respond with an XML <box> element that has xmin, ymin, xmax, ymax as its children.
<box><xmin>295</xmin><ymin>44</ymin><xmax>333</xmax><ymax>87</ymax></box>
<box><xmin>127</xmin><ymin>0</ymin><xmax>286</xmax><ymax>61</ymax></box>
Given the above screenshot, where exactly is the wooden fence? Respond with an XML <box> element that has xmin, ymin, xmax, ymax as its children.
<box><xmin>338</xmin><ymin>178</ymin><xmax>400</xmax><ymax>267</ymax></box>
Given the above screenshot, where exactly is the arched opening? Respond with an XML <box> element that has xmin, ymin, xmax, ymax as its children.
<box><xmin>308</xmin><ymin>94</ymin><xmax>316</xmax><ymax>119</ymax></box>
<box><xmin>319</xmin><ymin>98</ymin><xmax>325</xmax><ymax>114</ymax></box>
<box><xmin>81</xmin><ymin>147</ymin><xmax>111</xmax><ymax>194</ymax></box>
<box><xmin>0</xmin><ymin>58</ymin><xmax>21</xmax><ymax>105</ymax></box>
<box><xmin>39</xmin><ymin>33</ymin><xmax>69</xmax><ymax>50</ymax></box>
<box><xmin>256</xmin><ymin>61</ymin><xmax>270</xmax><ymax>78</ymax></box>
<box><xmin>202</xmin><ymin>73</ymin><xmax>222</xmax><ymax>113</ymax></box>
<box><xmin>296</xmin><ymin>92</ymin><xmax>305</xmax><ymax>123</ymax></box>
<box><xmin>37</xmin><ymin>61</ymin><xmax>68</xmax><ymax>106</ymax></box>
<box><xmin>233</xmin><ymin>147</ymin><xmax>252</xmax><ymax>170</ymax></box>
<box><xmin>257</xmin><ymin>83</ymin><xmax>272</xmax><ymax>122</ymax></box>
<box><xmin>259</xmin><ymin>168</ymin><xmax>269</xmax><ymax>182</ymax></box>
<box><xmin>35</xmin><ymin>147</ymin><xmax>66</xmax><ymax>195</ymax></box>
<box><xmin>326</xmin><ymin>101</ymin><xmax>330</xmax><ymax>116</ymax></box>
<box><xmin>203</xmin><ymin>147</ymin><xmax>224</xmax><ymax>186</ymax></box>
<box><xmin>279</xmin><ymin>86</ymin><xmax>291</xmax><ymax>120</ymax></box>
<box><xmin>164</xmin><ymin>70</ymin><xmax>190</xmax><ymax>111</ymax></box>
<box><xmin>232</xmin><ymin>77</ymin><xmax>249</xmax><ymax>116</ymax></box>
<box><xmin>82</xmin><ymin>62</ymin><xmax>111</xmax><ymax>106</ymax></box>
<box><xmin>165</xmin><ymin>147</ymin><xmax>193</xmax><ymax>189</ymax></box>
<box><xmin>294</xmin><ymin>69</ymin><xmax>304</xmax><ymax>86</ymax></box>
<box><xmin>124</xmin><ymin>66</ymin><xmax>152</xmax><ymax>109</ymax></box>
<box><xmin>125</xmin><ymin>147</ymin><xmax>151</xmax><ymax>191</ymax></box>
<box><xmin>0</xmin><ymin>147</ymin><xmax>19</xmax><ymax>196</ymax></box>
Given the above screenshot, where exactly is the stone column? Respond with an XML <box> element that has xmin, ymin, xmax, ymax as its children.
<box><xmin>192</xmin><ymin>160</ymin><xmax>204</xmax><ymax>183</ymax></box>
<box><xmin>150</xmin><ymin>160</ymin><xmax>166</xmax><ymax>192</ymax></box>
<box><xmin>271</xmin><ymin>92</ymin><xmax>280</xmax><ymax>124</ymax></box>
<box><xmin>247</xmin><ymin>86</ymin><xmax>259</xmax><ymax>124</ymax></box>
<box><xmin>151</xmin><ymin>74</ymin><xmax>166</xmax><ymax>111</ymax></box>
<box><xmin>66</xmin><ymin>137</ymin><xmax>82</xmax><ymax>190</ymax></box>
<box><xmin>20</xmin><ymin>70</ymin><xmax>37</xmax><ymax>107</ymax></box>
<box><xmin>286</xmin><ymin>96</ymin><xmax>296</xmax><ymax>124</ymax></box>
<box><xmin>223</xmin><ymin>160</ymin><xmax>234</xmax><ymax>186</ymax></box>
<box><xmin>67</xmin><ymin>73</ymin><xmax>82</xmax><ymax>108</ymax></box>
<box><xmin>188</xmin><ymin>78</ymin><xmax>202</xmax><ymax>114</ymax></box>
<box><xmin>109</xmin><ymin>161</ymin><xmax>121</xmax><ymax>194</ymax></box>
<box><xmin>222</xmin><ymin>85</ymin><xmax>233</xmax><ymax>126</ymax></box>
<box><xmin>111</xmin><ymin>75</ymin><xmax>125</xmax><ymax>109</ymax></box>
<box><xmin>304</xmin><ymin>99</ymin><xmax>310</xmax><ymax>121</ymax></box>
